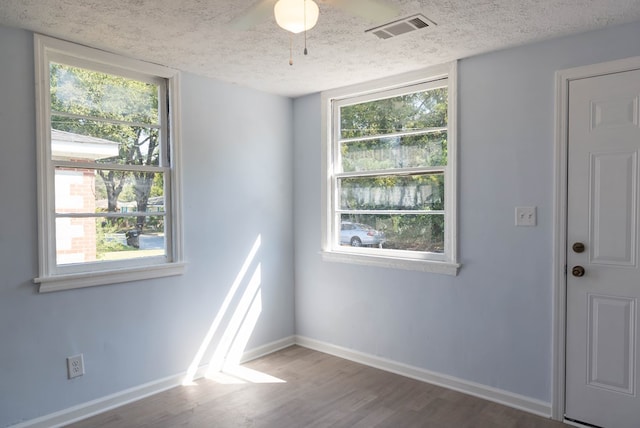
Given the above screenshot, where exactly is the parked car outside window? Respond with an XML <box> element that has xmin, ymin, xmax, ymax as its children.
<box><xmin>340</xmin><ymin>222</ymin><xmax>385</xmax><ymax>248</ymax></box>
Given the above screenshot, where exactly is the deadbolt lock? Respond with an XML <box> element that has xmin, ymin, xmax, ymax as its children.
<box><xmin>572</xmin><ymin>266</ymin><xmax>585</xmax><ymax>277</ymax></box>
<box><xmin>572</xmin><ymin>242</ymin><xmax>585</xmax><ymax>253</ymax></box>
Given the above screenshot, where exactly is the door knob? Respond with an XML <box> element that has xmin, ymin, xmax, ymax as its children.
<box><xmin>572</xmin><ymin>242</ymin><xmax>585</xmax><ymax>253</ymax></box>
<box><xmin>572</xmin><ymin>266</ymin><xmax>585</xmax><ymax>277</ymax></box>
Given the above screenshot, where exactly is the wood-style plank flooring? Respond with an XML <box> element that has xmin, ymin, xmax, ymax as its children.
<box><xmin>67</xmin><ymin>346</ymin><xmax>568</xmax><ymax>428</ymax></box>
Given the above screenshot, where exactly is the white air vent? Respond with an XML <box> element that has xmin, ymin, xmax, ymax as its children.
<box><xmin>366</xmin><ymin>14</ymin><xmax>436</xmax><ymax>39</ymax></box>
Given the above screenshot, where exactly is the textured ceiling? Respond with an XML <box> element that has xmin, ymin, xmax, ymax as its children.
<box><xmin>1</xmin><ymin>0</ymin><xmax>639</xmax><ymax>97</ymax></box>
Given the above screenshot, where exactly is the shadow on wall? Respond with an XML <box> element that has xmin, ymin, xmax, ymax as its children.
<box><xmin>182</xmin><ymin>235</ymin><xmax>285</xmax><ymax>385</ymax></box>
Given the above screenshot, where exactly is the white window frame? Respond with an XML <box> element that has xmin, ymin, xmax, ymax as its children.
<box><xmin>321</xmin><ymin>62</ymin><xmax>460</xmax><ymax>275</ymax></box>
<box><xmin>33</xmin><ymin>34</ymin><xmax>184</xmax><ymax>292</ymax></box>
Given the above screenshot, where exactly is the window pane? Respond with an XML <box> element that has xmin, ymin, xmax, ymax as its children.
<box><xmin>339</xmin><ymin>174</ymin><xmax>444</xmax><ymax>211</ymax></box>
<box><xmin>51</xmin><ymin>120</ymin><xmax>160</xmax><ymax>165</ymax></box>
<box><xmin>340</xmin><ymin>87</ymin><xmax>447</xmax><ymax>139</ymax></box>
<box><xmin>340</xmin><ymin>213</ymin><xmax>444</xmax><ymax>253</ymax></box>
<box><xmin>50</xmin><ymin>63</ymin><xmax>159</xmax><ymax>124</ymax></box>
<box><xmin>341</xmin><ymin>131</ymin><xmax>447</xmax><ymax>172</ymax></box>
<box><xmin>55</xmin><ymin>216</ymin><xmax>166</xmax><ymax>265</ymax></box>
<box><xmin>55</xmin><ymin>168</ymin><xmax>165</xmax><ymax>215</ymax></box>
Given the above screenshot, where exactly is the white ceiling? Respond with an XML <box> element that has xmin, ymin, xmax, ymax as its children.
<box><xmin>1</xmin><ymin>0</ymin><xmax>639</xmax><ymax>97</ymax></box>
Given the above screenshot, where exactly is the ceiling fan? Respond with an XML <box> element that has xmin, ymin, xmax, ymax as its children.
<box><xmin>230</xmin><ymin>0</ymin><xmax>400</xmax><ymax>32</ymax></box>
<box><xmin>230</xmin><ymin>0</ymin><xmax>399</xmax><ymax>64</ymax></box>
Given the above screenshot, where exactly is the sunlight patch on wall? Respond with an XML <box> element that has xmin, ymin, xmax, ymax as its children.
<box><xmin>205</xmin><ymin>263</ymin><xmax>262</xmax><ymax>375</ymax></box>
<box><xmin>183</xmin><ymin>235</ymin><xmax>261</xmax><ymax>385</ymax></box>
<box><xmin>182</xmin><ymin>234</ymin><xmax>285</xmax><ymax>386</ymax></box>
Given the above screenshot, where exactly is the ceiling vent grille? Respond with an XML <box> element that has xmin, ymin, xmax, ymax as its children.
<box><xmin>366</xmin><ymin>14</ymin><xmax>436</xmax><ymax>39</ymax></box>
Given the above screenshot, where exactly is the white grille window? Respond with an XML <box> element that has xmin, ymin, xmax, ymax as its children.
<box><xmin>322</xmin><ymin>64</ymin><xmax>459</xmax><ymax>274</ymax></box>
<box><xmin>34</xmin><ymin>35</ymin><xmax>184</xmax><ymax>292</ymax></box>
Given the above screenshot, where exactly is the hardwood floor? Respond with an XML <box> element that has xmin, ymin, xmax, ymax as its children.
<box><xmin>67</xmin><ymin>346</ymin><xmax>568</xmax><ymax>428</ymax></box>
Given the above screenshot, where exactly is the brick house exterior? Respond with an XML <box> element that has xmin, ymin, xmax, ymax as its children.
<box><xmin>51</xmin><ymin>129</ymin><xmax>119</xmax><ymax>264</ymax></box>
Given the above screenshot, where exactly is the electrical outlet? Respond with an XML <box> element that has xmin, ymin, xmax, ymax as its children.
<box><xmin>515</xmin><ymin>206</ymin><xmax>536</xmax><ymax>226</ymax></box>
<box><xmin>67</xmin><ymin>354</ymin><xmax>84</xmax><ymax>379</ymax></box>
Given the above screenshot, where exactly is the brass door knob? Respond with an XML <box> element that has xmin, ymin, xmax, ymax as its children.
<box><xmin>572</xmin><ymin>242</ymin><xmax>585</xmax><ymax>253</ymax></box>
<box><xmin>572</xmin><ymin>266</ymin><xmax>585</xmax><ymax>277</ymax></box>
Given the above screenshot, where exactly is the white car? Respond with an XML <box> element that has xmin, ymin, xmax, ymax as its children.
<box><xmin>340</xmin><ymin>222</ymin><xmax>385</xmax><ymax>247</ymax></box>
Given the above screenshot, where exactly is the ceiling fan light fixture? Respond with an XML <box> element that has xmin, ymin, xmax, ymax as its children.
<box><xmin>274</xmin><ymin>0</ymin><xmax>319</xmax><ymax>34</ymax></box>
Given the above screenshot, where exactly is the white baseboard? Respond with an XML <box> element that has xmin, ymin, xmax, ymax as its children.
<box><xmin>9</xmin><ymin>368</ymin><xmax>206</xmax><ymax>428</ymax></box>
<box><xmin>241</xmin><ymin>335</ymin><xmax>296</xmax><ymax>363</ymax></box>
<box><xmin>12</xmin><ymin>335</ymin><xmax>550</xmax><ymax>427</ymax></box>
<box><xmin>295</xmin><ymin>335</ymin><xmax>552</xmax><ymax>419</ymax></box>
<box><xmin>10</xmin><ymin>336</ymin><xmax>296</xmax><ymax>428</ymax></box>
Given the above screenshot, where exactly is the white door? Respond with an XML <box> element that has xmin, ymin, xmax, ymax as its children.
<box><xmin>566</xmin><ymin>68</ymin><xmax>640</xmax><ymax>428</ymax></box>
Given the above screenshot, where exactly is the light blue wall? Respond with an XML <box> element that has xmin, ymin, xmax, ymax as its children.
<box><xmin>0</xmin><ymin>25</ymin><xmax>294</xmax><ymax>427</ymax></box>
<box><xmin>293</xmin><ymin>21</ymin><xmax>640</xmax><ymax>403</ymax></box>
<box><xmin>4</xmin><ymin>17</ymin><xmax>640</xmax><ymax>427</ymax></box>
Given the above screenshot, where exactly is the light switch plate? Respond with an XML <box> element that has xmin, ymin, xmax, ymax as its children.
<box><xmin>515</xmin><ymin>206</ymin><xmax>536</xmax><ymax>226</ymax></box>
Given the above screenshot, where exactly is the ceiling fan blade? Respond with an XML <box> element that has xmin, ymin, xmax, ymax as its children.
<box><xmin>324</xmin><ymin>0</ymin><xmax>399</xmax><ymax>23</ymax></box>
<box><xmin>229</xmin><ymin>0</ymin><xmax>278</xmax><ymax>30</ymax></box>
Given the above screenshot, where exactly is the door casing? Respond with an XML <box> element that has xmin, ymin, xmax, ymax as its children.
<box><xmin>552</xmin><ymin>55</ymin><xmax>640</xmax><ymax>422</ymax></box>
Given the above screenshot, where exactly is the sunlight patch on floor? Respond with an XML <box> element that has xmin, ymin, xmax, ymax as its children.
<box><xmin>208</xmin><ymin>365</ymin><xmax>286</xmax><ymax>385</ymax></box>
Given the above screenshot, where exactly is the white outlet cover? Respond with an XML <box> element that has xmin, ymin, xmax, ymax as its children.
<box><xmin>67</xmin><ymin>354</ymin><xmax>84</xmax><ymax>379</ymax></box>
<box><xmin>515</xmin><ymin>206</ymin><xmax>536</xmax><ymax>226</ymax></box>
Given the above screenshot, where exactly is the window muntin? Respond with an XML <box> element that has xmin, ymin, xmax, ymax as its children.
<box><xmin>50</xmin><ymin>63</ymin><xmax>158</xmax><ymax>121</ymax></box>
<box><xmin>34</xmin><ymin>35</ymin><xmax>183</xmax><ymax>290</ymax></box>
<box><xmin>340</xmin><ymin>131</ymin><xmax>447</xmax><ymax>172</ymax></box>
<box><xmin>53</xmin><ymin>167</ymin><xmax>166</xmax><ymax>265</ymax></box>
<box><xmin>51</xmin><ymin>121</ymin><xmax>161</xmax><ymax>165</ymax></box>
<box><xmin>324</xmin><ymin>68</ymin><xmax>458</xmax><ymax>272</ymax></box>
<box><xmin>339</xmin><ymin>88</ymin><xmax>447</xmax><ymax>139</ymax></box>
<box><xmin>49</xmin><ymin>62</ymin><xmax>168</xmax><ymax>270</ymax></box>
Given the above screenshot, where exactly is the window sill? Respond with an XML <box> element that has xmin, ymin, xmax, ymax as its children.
<box><xmin>321</xmin><ymin>250</ymin><xmax>460</xmax><ymax>275</ymax></box>
<box><xmin>34</xmin><ymin>262</ymin><xmax>186</xmax><ymax>293</ymax></box>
